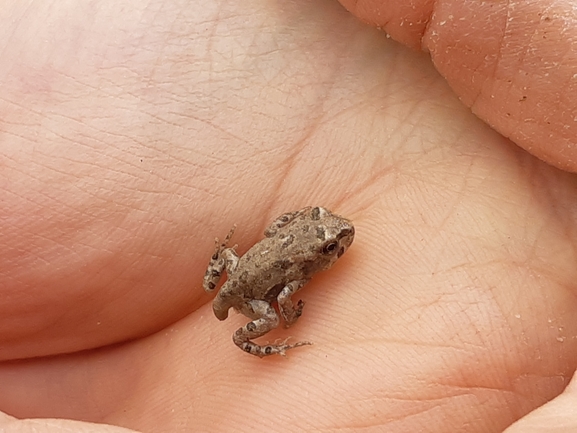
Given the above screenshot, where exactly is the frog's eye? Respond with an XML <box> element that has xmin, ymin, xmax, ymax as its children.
<box><xmin>322</xmin><ymin>241</ymin><xmax>339</xmax><ymax>255</ymax></box>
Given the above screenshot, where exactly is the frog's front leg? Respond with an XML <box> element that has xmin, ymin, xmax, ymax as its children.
<box><xmin>203</xmin><ymin>226</ymin><xmax>238</xmax><ymax>292</ymax></box>
<box><xmin>277</xmin><ymin>279</ymin><xmax>309</xmax><ymax>327</ymax></box>
<box><xmin>233</xmin><ymin>300</ymin><xmax>311</xmax><ymax>357</ymax></box>
<box><xmin>263</xmin><ymin>207</ymin><xmax>310</xmax><ymax>237</ymax></box>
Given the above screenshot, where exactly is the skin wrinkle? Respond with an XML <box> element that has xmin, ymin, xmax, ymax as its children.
<box><xmin>482</xmin><ymin>2</ymin><xmax>512</xmax><ymax>114</ymax></box>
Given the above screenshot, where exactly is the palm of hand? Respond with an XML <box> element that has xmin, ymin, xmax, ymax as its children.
<box><xmin>1</xmin><ymin>2</ymin><xmax>576</xmax><ymax>433</ymax></box>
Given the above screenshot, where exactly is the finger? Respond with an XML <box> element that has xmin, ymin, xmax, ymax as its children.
<box><xmin>339</xmin><ymin>0</ymin><xmax>577</xmax><ymax>172</ymax></box>
<box><xmin>503</xmin><ymin>369</ymin><xmax>577</xmax><ymax>432</ymax></box>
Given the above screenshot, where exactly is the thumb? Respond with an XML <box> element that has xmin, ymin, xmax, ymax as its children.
<box><xmin>503</xmin><ymin>369</ymin><xmax>577</xmax><ymax>432</ymax></box>
<box><xmin>339</xmin><ymin>0</ymin><xmax>577</xmax><ymax>172</ymax></box>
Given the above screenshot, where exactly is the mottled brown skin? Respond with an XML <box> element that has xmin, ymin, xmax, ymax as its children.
<box><xmin>203</xmin><ymin>206</ymin><xmax>355</xmax><ymax>357</ymax></box>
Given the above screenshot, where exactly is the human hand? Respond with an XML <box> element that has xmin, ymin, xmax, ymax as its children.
<box><xmin>340</xmin><ymin>0</ymin><xmax>577</xmax><ymax>173</ymax></box>
<box><xmin>1</xmin><ymin>1</ymin><xmax>576</xmax><ymax>432</ymax></box>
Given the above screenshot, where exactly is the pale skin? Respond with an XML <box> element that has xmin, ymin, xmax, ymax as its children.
<box><xmin>1</xmin><ymin>1</ymin><xmax>577</xmax><ymax>433</ymax></box>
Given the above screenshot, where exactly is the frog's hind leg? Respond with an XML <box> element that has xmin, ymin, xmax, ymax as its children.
<box><xmin>233</xmin><ymin>300</ymin><xmax>311</xmax><ymax>357</ymax></box>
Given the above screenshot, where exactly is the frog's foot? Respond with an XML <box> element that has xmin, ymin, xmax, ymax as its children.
<box><xmin>278</xmin><ymin>280</ymin><xmax>309</xmax><ymax>327</ymax></box>
<box><xmin>236</xmin><ymin>335</ymin><xmax>312</xmax><ymax>358</ymax></box>
<box><xmin>273</xmin><ymin>337</ymin><xmax>313</xmax><ymax>357</ymax></box>
<box><xmin>281</xmin><ymin>299</ymin><xmax>305</xmax><ymax>328</ymax></box>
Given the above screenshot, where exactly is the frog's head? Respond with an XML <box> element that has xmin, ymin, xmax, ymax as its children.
<box><xmin>309</xmin><ymin>206</ymin><xmax>355</xmax><ymax>271</ymax></box>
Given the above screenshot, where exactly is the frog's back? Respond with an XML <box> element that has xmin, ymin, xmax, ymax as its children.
<box><xmin>233</xmin><ymin>236</ymin><xmax>300</xmax><ymax>299</ymax></box>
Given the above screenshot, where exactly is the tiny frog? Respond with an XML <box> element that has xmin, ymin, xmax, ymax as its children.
<box><xmin>203</xmin><ymin>206</ymin><xmax>355</xmax><ymax>357</ymax></box>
